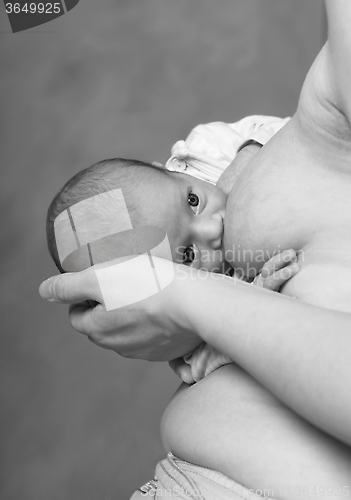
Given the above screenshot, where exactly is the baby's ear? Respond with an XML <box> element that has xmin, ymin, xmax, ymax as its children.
<box><xmin>151</xmin><ymin>161</ymin><xmax>165</xmax><ymax>169</ymax></box>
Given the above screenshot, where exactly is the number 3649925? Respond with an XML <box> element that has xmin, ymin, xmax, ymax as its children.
<box><xmin>5</xmin><ymin>3</ymin><xmax>62</xmax><ymax>14</ymax></box>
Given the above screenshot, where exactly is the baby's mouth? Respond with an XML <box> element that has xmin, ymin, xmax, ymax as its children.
<box><xmin>220</xmin><ymin>214</ymin><xmax>225</xmax><ymax>248</ymax></box>
<box><xmin>215</xmin><ymin>217</ymin><xmax>224</xmax><ymax>251</ymax></box>
<box><xmin>215</xmin><ymin>216</ymin><xmax>226</xmax><ymax>264</ymax></box>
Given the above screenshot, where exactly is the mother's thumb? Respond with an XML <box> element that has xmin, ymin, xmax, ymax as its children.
<box><xmin>39</xmin><ymin>274</ymin><xmax>72</xmax><ymax>303</ymax></box>
<box><xmin>39</xmin><ymin>269</ymin><xmax>99</xmax><ymax>304</ymax></box>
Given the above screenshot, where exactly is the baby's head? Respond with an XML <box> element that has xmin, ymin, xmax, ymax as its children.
<box><xmin>46</xmin><ymin>158</ymin><xmax>230</xmax><ymax>274</ymax></box>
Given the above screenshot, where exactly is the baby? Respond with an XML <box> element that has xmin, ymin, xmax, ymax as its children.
<box><xmin>46</xmin><ymin>115</ymin><xmax>298</xmax><ymax>384</ymax></box>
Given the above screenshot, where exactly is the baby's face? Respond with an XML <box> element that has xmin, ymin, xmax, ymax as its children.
<box><xmin>140</xmin><ymin>170</ymin><xmax>231</xmax><ymax>274</ymax></box>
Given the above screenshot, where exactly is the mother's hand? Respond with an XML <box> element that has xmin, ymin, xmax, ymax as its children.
<box><xmin>39</xmin><ymin>256</ymin><xmax>202</xmax><ymax>361</ymax></box>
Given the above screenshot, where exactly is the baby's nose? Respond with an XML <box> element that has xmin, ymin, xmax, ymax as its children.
<box><xmin>193</xmin><ymin>213</ymin><xmax>223</xmax><ymax>250</ymax></box>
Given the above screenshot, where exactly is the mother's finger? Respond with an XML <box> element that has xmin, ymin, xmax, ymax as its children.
<box><xmin>69</xmin><ymin>302</ymin><xmax>119</xmax><ymax>347</ymax></box>
<box><xmin>69</xmin><ymin>302</ymin><xmax>99</xmax><ymax>336</ymax></box>
<box><xmin>39</xmin><ymin>268</ymin><xmax>102</xmax><ymax>305</ymax></box>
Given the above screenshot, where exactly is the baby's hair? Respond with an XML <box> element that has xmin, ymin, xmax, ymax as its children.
<box><xmin>46</xmin><ymin>158</ymin><xmax>166</xmax><ymax>273</ymax></box>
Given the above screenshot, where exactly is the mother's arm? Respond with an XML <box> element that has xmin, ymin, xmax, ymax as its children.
<box><xmin>39</xmin><ymin>260</ymin><xmax>351</xmax><ymax>446</ymax></box>
<box><xmin>325</xmin><ymin>0</ymin><xmax>351</xmax><ymax>125</ymax></box>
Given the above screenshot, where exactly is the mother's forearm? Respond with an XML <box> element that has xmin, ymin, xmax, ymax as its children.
<box><xmin>184</xmin><ymin>272</ymin><xmax>351</xmax><ymax>446</ymax></box>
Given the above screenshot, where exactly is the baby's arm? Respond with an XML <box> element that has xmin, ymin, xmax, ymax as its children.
<box><xmin>170</xmin><ymin>249</ymin><xmax>300</xmax><ymax>384</ymax></box>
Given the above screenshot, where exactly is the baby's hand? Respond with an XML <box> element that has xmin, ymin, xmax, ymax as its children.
<box><xmin>252</xmin><ymin>249</ymin><xmax>300</xmax><ymax>292</ymax></box>
<box><xmin>168</xmin><ymin>357</ymin><xmax>196</xmax><ymax>385</ymax></box>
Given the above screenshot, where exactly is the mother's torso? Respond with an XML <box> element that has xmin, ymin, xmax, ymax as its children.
<box><xmin>161</xmin><ymin>364</ymin><xmax>351</xmax><ymax>497</ymax></box>
<box><xmin>161</xmin><ymin>117</ymin><xmax>351</xmax><ymax>497</ymax></box>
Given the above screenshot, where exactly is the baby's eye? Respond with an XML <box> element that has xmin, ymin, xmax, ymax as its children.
<box><xmin>188</xmin><ymin>191</ymin><xmax>200</xmax><ymax>215</ymax></box>
<box><xmin>183</xmin><ymin>245</ymin><xmax>196</xmax><ymax>265</ymax></box>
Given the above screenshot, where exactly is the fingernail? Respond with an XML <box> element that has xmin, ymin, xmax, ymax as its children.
<box><xmin>39</xmin><ymin>280</ymin><xmax>53</xmax><ymax>300</ymax></box>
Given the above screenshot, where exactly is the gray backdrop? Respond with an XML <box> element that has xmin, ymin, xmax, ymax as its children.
<box><xmin>0</xmin><ymin>1</ymin><xmax>325</xmax><ymax>498</ymax></box>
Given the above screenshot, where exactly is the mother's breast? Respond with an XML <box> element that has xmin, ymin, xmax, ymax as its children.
<box><xmin>222</xmin><ymin>122</ymin><xmax>323</xmax><ymax>275</ymax></box>
<box><xmin>280</xmin><ymin>258</ymin><xmax>351</xmax><ymax>313</ymax></box>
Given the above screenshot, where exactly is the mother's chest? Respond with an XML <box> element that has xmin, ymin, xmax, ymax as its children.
<box><xmin>223</xmin><ymin>162</ymin><xmax>312</xmax><ymax>270</ymax></box>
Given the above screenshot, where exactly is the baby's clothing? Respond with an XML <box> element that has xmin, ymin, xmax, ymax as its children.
<box><xmin>182</xmin><ymin>343</ymin><xmax>233</xmax><ymax>383</ymax></box>
<box><xmin>165</xmin><ymin>114</ymin><xmax>290</xmax><ymax>185</ymax></box>
<box><xmin>166</xmin><ymin>115</ymin><xmax>290</xmax><ymax>383</ymax></box>
<box><xmin>130</xmin><ymin>452</ymin><xmax>270</xmax><ymax>499</ymax></box>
